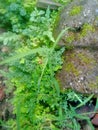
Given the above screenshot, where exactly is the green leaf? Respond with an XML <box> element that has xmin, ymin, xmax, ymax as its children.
<box><xmin>43</xmin><ymin>31</ymin><xmax>55</xmax><ymax>42</ymax></box>
<box><xmin>94</xmin><ymin>98</ymin><xmax>98</xmax><ymax>111</ymax></box>
<box><xmin>0</xmin><ymin>32</ymin><xmax>21</xmax><ymax>45</ymax></box>
<box><xmin>20</xmin><ymin>8</ymin><xmax>26</xmax><ymax>16</ymax></box>
<box><xmin>0</xmin><ymin>47</ymin><xmax>49</xmax><ymax>65</ymax></box>
<box><xmin>76</xmin><ymin>94</ymin><xmax>94</xmax><ymax>109</ymax></box>
<box><xmin>9</xmin><ymin>3</ymin><xmax>20</xmax><ymax>12</ymax></box>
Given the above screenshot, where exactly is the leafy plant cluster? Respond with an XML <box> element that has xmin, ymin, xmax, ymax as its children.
<box><xmin>0</xmin><ymin>0</ymin><xmax>96</xmax><ymax>130</ymax></box>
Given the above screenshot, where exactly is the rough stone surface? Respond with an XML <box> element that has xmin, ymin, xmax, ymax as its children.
<box><xmin>55</xmin><ymin>0</ymin><xmax>98</xmax><ymax>46</ymax></box>
<box><xmin>56</xmin><ymin>0</ymin><xmax>98</xmax><ymax>94</ymax></box>
<box><xmin>56</xmin><ymin>0</ymin><xmax>98</xmax><ymax>32</ymax></box>
<box><xmin>57</xmin><ymin>48</ymin><xmax>98</xmax><ymax>94</ymax></box>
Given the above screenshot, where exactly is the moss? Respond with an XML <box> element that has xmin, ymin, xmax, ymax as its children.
<box><xmin>77</xmin><ymin>52</ymin><xmax>96</xmax><ymax>65</ymax></box>
<box><xmin>63</xmin><ymin>32</ymin><xmax>75</xmax><ymax>50</ymax></box>
<box><xmin>64</xmin><ymin>52</ymin><xmax>79</xmax><ymax>77</ymax></box>
<box><xmin>65</xmin><ymin>32</ymin><xmax>75</xmax><ymax>43</ymax></box>
<box><xmin>64</xmin><ymin>52</ymin><xmax>79</xmax><ymax>76</ymax></box>
<box><xmin>89</xmin><ymin>83</ymin><xmax>97</xmax><ymax>89</ymax></box>
<box><xmin>80</xmin><ymin>24</ymin><xmax>95</xmax><ymax>38</ymax></box>
<box><xmin>77</xmin><ymin>53</ymin><xmax>91</xmax><ymax>64</ymax></box>
<box><xmin>65</xmin><ymin>62</ymin><xmax>79</xmax><ymax>76</ymax></box>
<box><xmin>89</xmin><ymin>77</ymin><xmax>98</xmax><ymax>89</ymax></box>
<box><xmin>69</xmin><ymin>6</ymin><xmax>82</xmax><ymax>16</ymax></box>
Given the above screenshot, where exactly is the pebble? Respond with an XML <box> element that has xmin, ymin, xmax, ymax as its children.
<box><xmin>91</xmin><ymin>113</ymin><xmax>98</xmax><ymax>126</ymax></box>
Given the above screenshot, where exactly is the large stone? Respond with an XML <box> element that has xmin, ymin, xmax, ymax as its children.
<box><xmin>57</xmin><ymin>48</ymin><xmax>98</xmax><ymax>94</ymax></box>
<box><xmin>55</xmin><ymin>0</ymin><xmax>98</xmax><ymax>94</ymax></box>
<box><xmin>56</xmin><ymin>0</ymin><xmax>98</xmax><ymax>31</ymax></box>
<box><xmin>55</xmin><ymin>0</ymin><xmax>98</xmax><ymax>46</ymax></box>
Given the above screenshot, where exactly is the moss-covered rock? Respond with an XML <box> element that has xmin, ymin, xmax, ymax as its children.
<box><xmin>55</xmin><ymin>0</ymin><xmax>98</xmax><ymax>46</ymax></box>
<box><xmin>55</xmin><ymin>0</ymin><xmax>98</xmax><ymax>94</ymax></box>
<box><xmin>57</xmin><ymin>48</ymin><xmax>98</xmax><ymax>94</ymax></box>
<box><xmin>56</xmin><ymin>0</ymin><xmax>98</xmax><ymax>30</ymax></box>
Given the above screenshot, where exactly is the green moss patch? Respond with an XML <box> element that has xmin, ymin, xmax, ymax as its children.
<box><xmin>77</xmin><ymin>53</ymin><xmax>92</xmax><ymax>64</ymax></box>
<box><xmin>89</xmin><ymin>77</ymin><xmax>98</xmax><ymax>89</ymax></box>
<box><xmin>69</xmin><ymin>6</ymin><xmax>82</xmax><ymax>16</ymax></box>
<box><xmin>65</xmin><ymin>62</ymin><xmax>79</xmax><ymax>76</ymax></box>
<box><xmin>65</xmin><ymin>32</ymin><xmax>75</xmax><ymax>43</ymax></box>
<box><xmin>80</xmin><ymin>24</ymin><xmax>95</xmax><ymax>38</ymax></box>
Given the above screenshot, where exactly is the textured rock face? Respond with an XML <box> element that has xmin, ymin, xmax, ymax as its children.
<box><xmin>55</xmin><ymin>0</ymin><xmax>98</xmax><ymax>46</ymax></box>
<box><xmin>57</xmin><ymin>48</ymin><xmax>98</xmax><ymax>94</ymax></box>
<box><xmin>57</xmin><ymin>0</ymin><xmax>98</xmax><ymax>30</ymax></box>
<box><xmin>56</xmin><ymin>0</ymin><xmax>98</xmax><ymax>94</ymax></box>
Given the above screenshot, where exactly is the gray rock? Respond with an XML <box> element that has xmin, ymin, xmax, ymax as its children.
<box><xmin>56</xmin><ymin>48</ymin><xmax>98</xmax><ymax>94</ymax></box>
<box><xmin>55</xmin><ymin>0</ymin><xmax>98</xmax><ymax>94</ymax></box>
<box><xmin>54</xmin><ymin>0</ymin><xmax>98</xmax><ymax>46</ymax></box>
<box><xmin>57</xmin><ymin>0</ymin><xmax>98</xmax><ymax>30</ymax></box>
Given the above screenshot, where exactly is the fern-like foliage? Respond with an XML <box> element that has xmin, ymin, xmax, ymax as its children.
<box><xmin>0</xmin><ymin>32</ymin><xmax>22</xmax><ymax>45</ymax></box>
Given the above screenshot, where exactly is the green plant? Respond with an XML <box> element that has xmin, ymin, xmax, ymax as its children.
<box><xmin>0</xmin><ymin>0</ymin><xmax>36</xmax><ymax>29</ymax></box>
<box><xmin>0</xmin><ymin>1</ymin><xmax>95</xmax><ymax>130</ymax></box>
<box><xmin>0</xmin><ymin>29</ymin><xmax>95</xmax><ymax>130</ymax></box>
<box><xmin>0</xmin><ymin>27</ymin><xmax>68</xmax><ymax>129</ymax></box>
